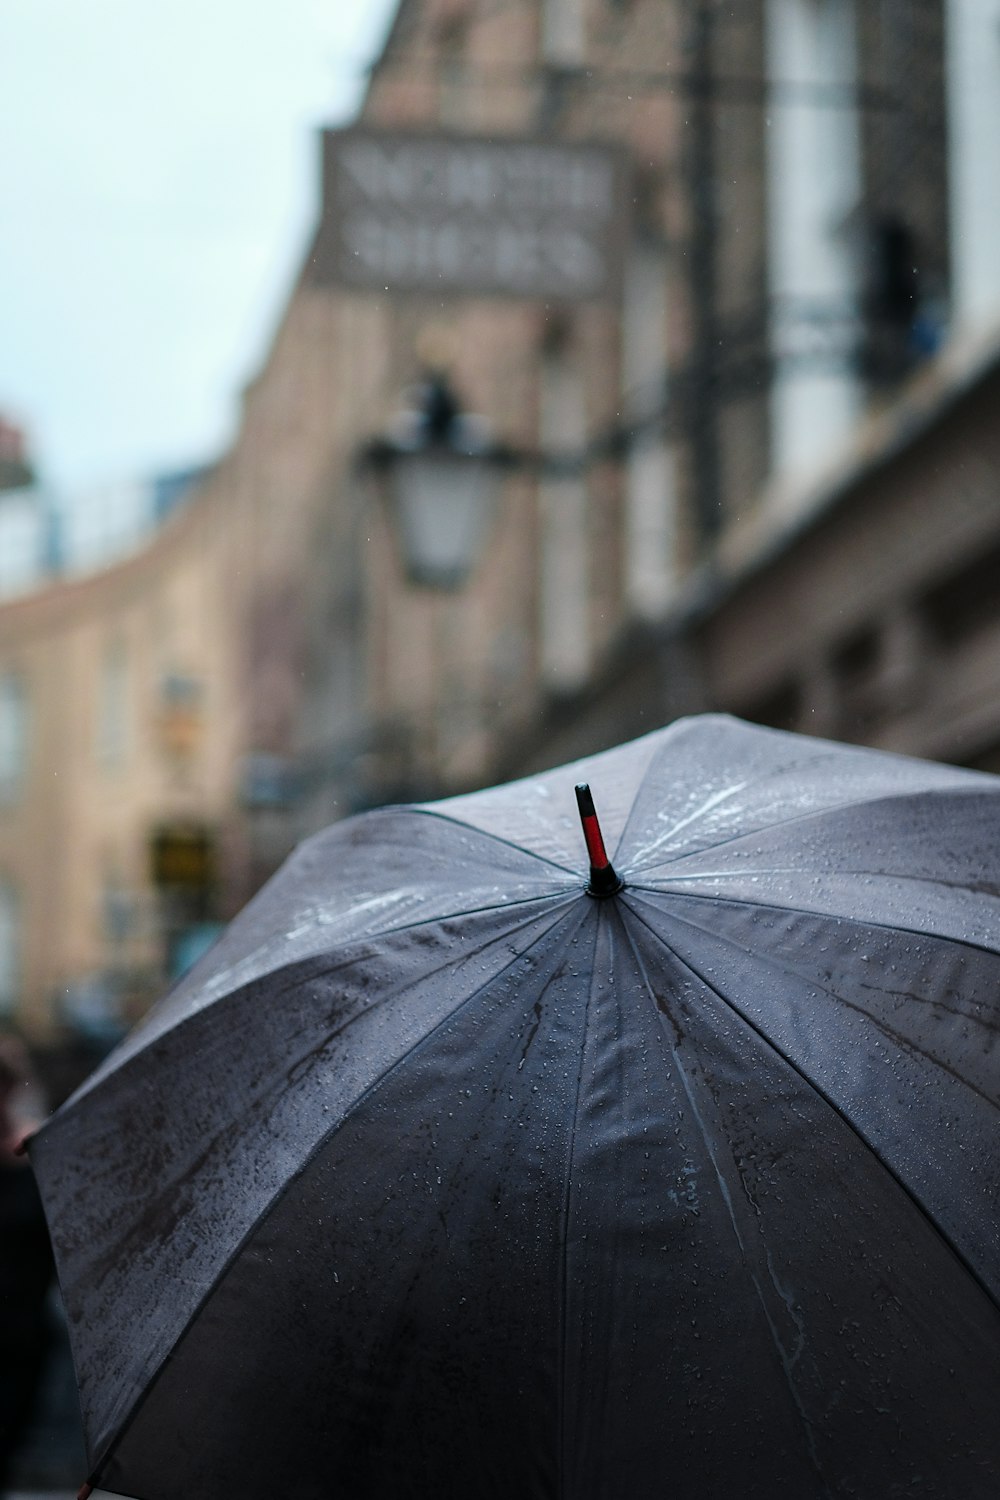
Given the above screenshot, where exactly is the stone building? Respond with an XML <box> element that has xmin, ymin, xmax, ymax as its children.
<box><xmin>6</xmin><ymin>0</ymin><xmax>998</xmax><ymax>1035</ymax></box>
<box><xmin>0</xmin><ymin>491</ymin><xmax>238</xmax><ymax>1039</ymax></box>
<box><xmin>230</xmin><ymin>0</ymin><xmax>958</xmax><ymax>866</ymax></box>
<box><xmin>502</xmin><ymin>319</ymin><xmax>1000</xmax><ymax>783</ymax></box>
<box><xmin>698</xmin><ymin>325</ymin><xmax>1000</xmax><ymax>773</ymax></box>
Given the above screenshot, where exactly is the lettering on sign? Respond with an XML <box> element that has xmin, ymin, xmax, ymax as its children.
<box><xmin>308</xmin><ymin>129</ymin><xmax>628</xmax><ymax>302</ymax></box>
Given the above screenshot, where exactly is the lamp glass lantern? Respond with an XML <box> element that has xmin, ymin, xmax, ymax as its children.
<box><xmin>369</xmin><ymin>376</ymin><xmax>503</xmax><ymax>591</ymax></box>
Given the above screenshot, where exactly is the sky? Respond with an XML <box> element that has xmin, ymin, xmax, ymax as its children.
<box><xmin>0</xmin><ymin>0</ymin><xmax>399</xmax><ymax>493</ymax></box>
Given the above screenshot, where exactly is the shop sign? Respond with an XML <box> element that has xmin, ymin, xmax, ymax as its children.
<box><xmin>150</xmin><ymin>827</ymin><xmax>216</xmax><ymax>893</ymax></box>
<box><xmin>308</xmin><ymin>128</ymin><xmax>628</xmax><ymax>302</ymax></box>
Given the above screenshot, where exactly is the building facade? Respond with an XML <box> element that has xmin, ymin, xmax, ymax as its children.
<box><xmin>6</xmin><ymin>0</ymin><xmax>999</xmax><ymax>1036</ymax></box>
<box><xmin>0</xmin><ymin>493</ymin><xmax>239</xmax><ymax>1039</ymax></box>
<box><xmin>500</xmin><ymin>323</ymin><xmax>1000</xmax><ymax>783</ymax></box>
<box><xmin>698</xmin><ymin>330</ymin><xmax>1000</xmax><ymax>773</ymax></box>
<box><xmin>206</xmin><ymin>0</ymin><xmax>974</xmax><ymax>879</ymax></box>
<box><xmin>276</xmin><ymin>0</ymin><xmax>954</xmax><ymax>823</ymax></box>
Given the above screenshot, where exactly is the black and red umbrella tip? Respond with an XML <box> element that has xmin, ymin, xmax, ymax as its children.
<box><xmin>575</xmin><ymin>783</ymin><xmax>624</xmax><ymax>898</ymax></box>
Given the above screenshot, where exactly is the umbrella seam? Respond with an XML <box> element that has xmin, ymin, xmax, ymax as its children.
<box><xmin>52</xmin><ymin>901</ymin><xmax>586</xmax><ymax>1310</ymax></box>
<box><xmin>54</xmin><ymin>889</ymin><xmax>580</xmax><ymax>1116</ymax></box>
<box><xmin>620</xmin><ymin>893</ymin><xmax>1000</xmax><ymax>1318</ymax></box>
<box><xmin>624</xmin><ymin>881</ymin><xmax>1000</xmax><ymax>962</ymax></box>
<box><xmin>631</xmin><ymin>863</ymin><xmax>1000</xmax><ymax>904</ymax></box>
<box><xmin>639</xmin><ymin>897</ymin><xmax>1000</xmax><ymax>1116</ymax></box>
<box><xmin>404</xmin><ymin>805</ymin><xmax>583</xmax><ymax>877</ymax></box>
<box><xmin>616</xmin><ymin>910</ymin><xmax>836</xmax><ymax>1496</ymax></box>
<box><xmin>84</xmin><ymin>897</ymin><xmax>589</xmax><ymax>1489</ymax></box>
<box><xmin>622</xmin><ymin>785</ymin><xmax>1000</xmax><ymax>877</ymax></box>
<box><xmin>612</xmin><ymin>743</ymin><xmax>853</xmax><ymax>866</ymax></box>
<box><xmin>556</xmin><ymin>905</ymin><xmax>603</xmax><ymax>1500</ymax></box>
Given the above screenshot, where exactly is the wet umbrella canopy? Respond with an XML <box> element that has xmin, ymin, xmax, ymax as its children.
<box><xmin>29</xmin><ymin>716</ymin><xmax>1000</xmax><ymax>1499</ymax></box>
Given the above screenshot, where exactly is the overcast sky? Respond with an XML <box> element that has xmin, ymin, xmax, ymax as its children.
<box><xmin>0</xmin><ymin>0</ymin><xmax>398</xmax><ymax>492</ymax></box>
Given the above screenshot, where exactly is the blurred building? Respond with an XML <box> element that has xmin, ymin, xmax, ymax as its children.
<box><xmin>0</xmin><ymin>409</ymin><xmax>225</xmax><ymax>1037</ymax></box>
<box><xmin>0</xmin><ymin>483</ymin><xmax>55</xmax><ymax>601</ymax></box>
<box><xmin>0</xmin><ymin>419</ymin><xmax>55</xmax><ymax>602</ymax></box>
<box><xmin>0</xmin><ymin>417</ymin><xmax>34</xmax><ymax>493</ymax></box>
<box><xmin>509</xmin><ymin>320</ymin><xmax>1000</xmax><ymax>782</ymax></box>
<box><xmin>495</xmin><ymin>0</ymin><xmax>1000</xmax><ymax>774</ymax></box>
<box><xmin>5</xmin><ymin>0</ymin><xmax>1000</xmax><ymax>1036</ymax></box>
<box><xmin>0</xmin><ymin>486</ymin><xmax>237</xmax><ymax>1041</ymax></box>
<box><xmin>699</xmin><ymin>328</ymin><xmax>1000</xmax><ymax>771</ymax></box>
<box><xmin>222</xmin><ymin>0</ymin><xmax>965</xmax><ymax>868</ymax></box>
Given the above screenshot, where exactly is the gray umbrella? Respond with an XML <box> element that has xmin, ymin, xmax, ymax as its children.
<box><xmin>29</xmin><ymin>715</ymin><xmax>1000</xmax><ymax>1499</ymax></box>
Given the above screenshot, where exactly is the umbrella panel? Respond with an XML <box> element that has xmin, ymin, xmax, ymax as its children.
<box><xmin>29</xmin><ymin>717</ymin><xmax>1000</xmax><ymax>1499</ymax></box>
<box><xmin>626</xmin><ymin>889</ymin><xmax>1000</xmax><ymax>1301</ymax></box>
<box><xmin>95</xmin><ymin>900</ymin><xmax>1000</xmax><ymax>1500</ymax></box>
<box><xmin>37</xmin><ymin>895</ymin><xmax>576</xmax><ymax>1464</ymax></box>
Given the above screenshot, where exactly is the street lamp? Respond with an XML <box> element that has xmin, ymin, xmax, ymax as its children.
<box><xmin>363</xmin><ymin>370</ymin><xmax>509</xmax><ymax>590</ymax></box>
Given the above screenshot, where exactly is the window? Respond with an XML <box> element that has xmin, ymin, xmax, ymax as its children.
<box><xmin>98</xmin><ymin>640</ymin><xmax>129</xmax><ymax>768</ymax></box>
<box><xmin>539</xmin><ymin>351</ymin><xmax>591</xmax><ymax>689</ymax></box>
<box><xmin>0</xmin><ymin>883</ymin><xmax>19</xmax><ymax>1015</ymax></box>
<box><xmin>766</xmin><ymin>0</ymin><xmax>863</xmax><ymax>476</ymax></box>
<box><xmin>744</xmin><ymin>679</ymin><xmax>802</xmax><ymax>733</ymax></box>
<box><xmin>0</xmin><ymin>674</ymin><xmax>28</xmax><ymax>804</ymax></box>
<box><xmin>921</xmin><ymin>540</ymin><xmax>1000</xmax><ymax>650</ymax></box>
<box><xmin>622</xmin><ymin>240</ymin><xmax>677</xmax><ymax>615</ymax></box>
<box><xmin>946</xmin><ymin>0</ymin><xmax>1000</xmax><ymax>328</ymax></box>
<box><xmin>542</xmin><ymin>0</ymin><xmax>585</xmax><ymax>65</ymax></box>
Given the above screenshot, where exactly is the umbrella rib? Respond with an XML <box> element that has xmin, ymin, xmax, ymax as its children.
<box><xmin>614</xmin><ymin>745</ymin><xmax>849</xmax><ymax>868</ymax></box>
<box><xmin>212</xmin><ymin>886</ymin><xmax>578</xmax><ymax>984</ymax></box>
<box><xmin>633</xmin><ymin>864</ymin><xmax>1000</xmax><ymax>888</ymax></box>
<box><xmin>623</xmin><ymin>784</ymin><xmax>1000</xmax><ymax>877</ymax></box>
<box><xmin>642</xmin><ymin>897</ymin><xmax>1000</xmax><ymax>1116</ymax></box>
<box><xmin>556</xmin><ymin>908</ymin><xmax>603</xmax><ymax>1500</ymax></box>
<box><xmin>625</xmin><ymin>880</ymin><xmax>1000</xmax><ymax>962</ymax></box>
<box><xmin>82</xmin><ymin>898</ymin><xmax>588</xmax><ymax>1490</ymax></box>
<box><xmin>67</xmin><ymin>896</ymin><xmax>585</xmax><ymax>1283</ymax></box>
<box><xmin>222</xmin><ymin>889</ymin><xmax>580</xmax><ymax>985</ymax></box>
<box><xmin>664</xmin><ymin>863</ymin><xmax>1000</xmax><ymax>903</ymax></box>
<box><xmin>48</xmin><ymin>899</ymin><xmax>587</xmax><ymax>1439</ymax></box>
<box><xmin>616</xmin><ymin>912</ymin><xmax>834</xmax><ymax>1490</ymax></box>
<box><xmin>404</xmin><ymin>805</ymin><xmax>582</xmax><ymax>876</ymax></box>
<box><xmin>61</xmin><ymin>889</ymin><xmax>579</xmax><ymax>1113</ymax></box>
<box><xmin>620</xmin><ymin>894</ymin><xmax>1000</xmax><ymax>1317</ymax></box>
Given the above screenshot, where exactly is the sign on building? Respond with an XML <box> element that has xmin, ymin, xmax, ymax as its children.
<box><xmin>150</xmin><ymin>825</ymin><xmax>216</xmax><ymax>895</ymax></box>
<box><xmin>308</xmin><ymin>128</ymin><xmax>628</xmax><ymax>302</ymax></box>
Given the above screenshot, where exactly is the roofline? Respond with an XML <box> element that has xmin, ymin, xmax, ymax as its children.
<box><xmin>0</xmin><ymin>474</ymin><xmax>214</xmax><ymax>637</ymax></box>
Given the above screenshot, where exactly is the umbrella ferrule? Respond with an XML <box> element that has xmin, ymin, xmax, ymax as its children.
<box><xmin>575</xmin><ymin>783</ymin><xmax>625</xmax><ymax>898</ymax></box>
